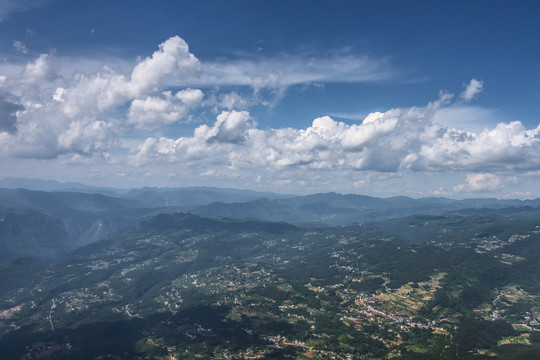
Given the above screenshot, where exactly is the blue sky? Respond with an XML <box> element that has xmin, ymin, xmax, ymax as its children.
<box><xmin>1</xmin><ymin>0</ymin><xmax>540</xmax><ymax>198</ymax></box>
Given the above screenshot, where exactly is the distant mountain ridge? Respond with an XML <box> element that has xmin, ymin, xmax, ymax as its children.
<box><xmin>189</xmin><ymin>192</ymin><xmax>540</xmax><ymax>226</ymax></box>
<box><xmin>0</xmin><ymin>178</ymin><xmax>289</xmax><ymax>206</ymax></box>
<box><xmin>0</xmin><ymin>177</ymin><xmax>125</xmax><ymax>196</ymax></box>
<box><xmin>0</xmin><ymin>185</ymin><xmax>292</xmax><ymax>262</ymax></box>
<box><xmin>2</xmin><ymin>179</ymin><xmax>540</xmax><ymax>262</ymax></box>
<box><xmin>124</xmin><ymin>186</ymin><xmax>289</xmax><ymax>207</ymax></box>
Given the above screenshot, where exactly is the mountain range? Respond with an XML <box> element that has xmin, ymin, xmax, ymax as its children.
<box><xmin>2</xmin><ymin>178</ymin><xmax>540</xmax><ymax>262</ymax></box>
<box><xmin>3</xmin><ymin>179</ymin><xmax>540</xmax><ymax>358</ymax></box>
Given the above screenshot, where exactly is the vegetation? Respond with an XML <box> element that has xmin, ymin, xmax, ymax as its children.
<box><xmin>3</xmin><ymin>190</ymin><xmax>540</xmax><ymax>358</ymax></box>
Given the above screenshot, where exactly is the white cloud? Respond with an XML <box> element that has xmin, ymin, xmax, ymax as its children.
<box><xmin>57</xmin><ymin>118</ymin><xmax>117</xmax><ymax>155</ymax></box>
<box><xmin>130</xmin><ymin>91</ymin><xmax>540</xmax><ymax>180</ymax></box>
<box><xmin>216</xmin><ymin>91</ymin><xmax>251</xmax><ymax>110</ymax></box>
<box><xmin>171</xmin><ymin>52</ymin><xmax>392</xmax><ymax>91</ymax></box>
<box><xmin>52</xmin><ymin>87</ymin><xmax>66</xmax><ymax>102</ymax></box>
<box><xmin>175</xmin><ymin>88</ymin><xmax>204</xmax><ymax>107</ymax></box>
<box><xmin>0</xmin><ymin>42</ymin><xmax>392</xmax><ymax>115</ymax></box>
<box><xmin>453</xmin><ymin>173</ymin><xmax>502</xmax><ymax>192</ymax></box>
<box><xmin>460</xmin><ymin>78</ymin><xmax>483</xmax><ymax>102</ymax></box>
<box><xmin>2</xmin><ymin>39</ymin><xmax>534</xmax><ymax>180</ymax></box>
<box><xmin>61</xmin><ymin>36</ymin><xmax>200</xmax><ymax>118</ymax></box>
<box><xmin>12</xmin><ymin>40</ymin><xmax>28</xmax><ymax>54</ymax></box>
<box><xmin>130</xmin><ymin>106</ymin><xmax>416</xmax><ymax>172</ymax></box>
<box><xmin>0</xmin><ymin>36</ymin><xmax>202</xmax><ymax>159</ymax></box>
<box><xmin>128</xmin><ymin>36</ymin><xmax>200</xmax><ymax>97</ymax></box>
<box><xmin>1</xmin><ymin>33</ymin><xmax>539</xmax><ymax>197</ymax></box>
<box><xmin>196</xmin><ymin>110</ymin><xmax>254</xmax><ymax>144</ymax></box>
<box><xmin>416</xmin><ymin>121</ymin><xmax>540</xmax><ymax>171</ymax></box>
<box><xmin>23</xmin><ymin>54</ymin><xmax>56</xmax><ymax>83</ymax></box>
<box><xmin>127</xmin><ymin>89</ymin><xmax>203</xmax><ymax>130</ymax></box>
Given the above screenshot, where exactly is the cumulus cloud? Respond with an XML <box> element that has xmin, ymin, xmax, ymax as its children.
<box><xmin>2</xmin><ymin>33</ymin><xmax>539</xmax><ymax>197</ymax></box>
<box><xmin>128</xmin><ymin>36</ymin><xmax>199</xmax><ymax>96</ymax></box>
<box><xmin>201</xmin><ymin>110</ymin><xmax>254</xmax><ymax>144</ymax></box>
<box><xmin>127</xmin><ymin>89</ymin><xmax>203</xmax><ymax>130</ymax></box>
<box><xmin>52</xmin><ymin>87</ymin><xmax>66</xmax><ymax>102</ymax></box>
<box><xmin>416</xmin><ymin>121</ymin><xmax>540</xmax><ymax>171</ymax></box>
<box><xmin>130</xmin><ymin>110</ymin><xmax>254</xmax><ymax>166</ymax></box>
<box><xmin>130</xmin><ymin>90</ymin><xmax>540</xmax><ymax>179</ymax></box>
<box><xmin>460</xmin><ymin>78</ymin><xmax>483</xmax><ymax>102</ymax></box>
<box><xmin>57</xmin><ymin>118</ymin><xmax>117</xmax><ymax>155</ymax></box>
<box><xmin>0</xmin><ymin>41</ymin><xmax>392</xmax><ymax>119</ymax></box>
<box><xmin>23</xmin><ymin>54</ymin><xmax>56</xmax><ymax>83</ymax></box>
<box><xmin>453</xmin><ymin>173</ymin><xmax>502</xmax><ymax>192</ymax></box>
<box><xmin>0</xmin><ymin>36</ymin><xmax>202</xmax><ymax>159</ymax></box>
<box><xmin>175</xmin><ymin>88</ymin><xmax>204</xmax><ymax>107</ymax></box>
<box><xmin>61</xmin><ymin>36</ymin><xmax>200</xmax><ymax>118</ymax></box>
<box><xmin>131</xmin><ymin>104</ymin><xmax>420</xmax><ymax>171</ymax></box>
<box><xmin>216</xmin><ymin>91</ymin><xmax>251</xmax><ymax>110</ymax></box>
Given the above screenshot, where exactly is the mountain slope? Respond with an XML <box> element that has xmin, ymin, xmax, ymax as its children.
<box><xmin>0</xmin><ymin>189</ymin><xmax>166</xmax><ymax>261</ymax></box>
<box><xmin>3</xmin><ymin>211</ymin><xmax>540</xmax><ymax>358</ymax></box>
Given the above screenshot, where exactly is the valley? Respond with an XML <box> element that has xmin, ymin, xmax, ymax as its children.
<box><xmin>2</xmin><ymin>194</ymin><xmax>540</xmax><ymax>359</ymax></box>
